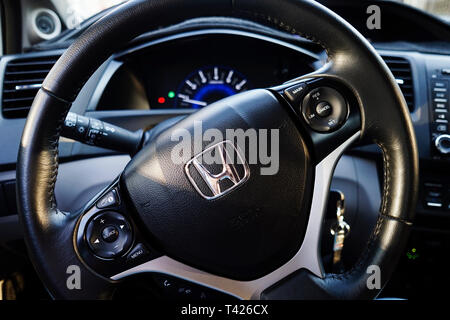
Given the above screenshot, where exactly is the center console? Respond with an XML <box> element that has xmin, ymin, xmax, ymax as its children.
<box><xmin>430</xmin><ymin>69</ymin><xmax>450</xmax><ymax>159</ymax></box>
<box><xmin>382</xmin><ymin>54</ymin><xmax>450</xmax><ymax>299</ymax></box>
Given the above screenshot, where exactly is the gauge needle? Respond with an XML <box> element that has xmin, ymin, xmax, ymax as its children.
<box><xmin>177</xmin><ymin>94</ymin><xmax>207</xmax><ymax>107</ymax></box>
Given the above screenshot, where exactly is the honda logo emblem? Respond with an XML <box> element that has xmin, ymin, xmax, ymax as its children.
<box><xmin>185</xmin><ymin>140</ymin><xmax>250</xmax><ymax>200</ymax></box>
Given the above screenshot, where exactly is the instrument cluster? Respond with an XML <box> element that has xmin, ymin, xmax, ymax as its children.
<box><xmin>97</xmin><ymin>33</ymin><xmax>318</xmax><ymax>111</ymax></box>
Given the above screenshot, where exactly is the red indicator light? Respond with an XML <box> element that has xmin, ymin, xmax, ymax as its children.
<box><xmin>158</xmin><ymin>97</ymin><xmax>166</xmax><ymax>104</ymax></box>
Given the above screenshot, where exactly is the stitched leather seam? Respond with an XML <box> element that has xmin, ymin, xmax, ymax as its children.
<box><xmin>375</xmin><ymin>141</ymin><xmax>413</xmax><ymax>223</ymax></box>
<box><xmin>381</xmin><ymin>213</ymin><xmax>412</xmax><ymax>226</ymax></box>
<box><xmin>233</xmin><ymin>9</ymin><xmax>333</xmax><ymax>60</ymax></box>
<box><xmin>41</xmin><ymin>87</ymin><xmax>72</xmax><ymax>104</ymax></box>
<box><xmin>324</xmin><ymin>214</ymin><xmax>385</xmax><ymax>281</ymax></box>
<box><xmin>375</xmin><ymin>141</ymin><xmax>389</xmax><ymax>217</ymax></box>
<box><xmin>324</xmin><ymin>140</ymin><xmax>406</xmax><ymax>282</ymax></box>
<box><xmin>43</xmin><ymin>92</ymin><xmax>71</xmax><ymax>211</ymax></box>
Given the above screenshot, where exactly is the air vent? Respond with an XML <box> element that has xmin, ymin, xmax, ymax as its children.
<box><xmin>382</xmin><ymin>56</ymin><xmax>415</xmax><ymax>112</ymax></box>
<box><xmin>2</xmin><ymin>55</ymin><xmax>59</xmax><ymax>118</ymax></box>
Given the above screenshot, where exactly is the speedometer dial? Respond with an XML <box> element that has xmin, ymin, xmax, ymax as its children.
<box><xmin>176</xmin><ymin>66</ymin><xmax>249</xmax><ymax>108</ymax></box>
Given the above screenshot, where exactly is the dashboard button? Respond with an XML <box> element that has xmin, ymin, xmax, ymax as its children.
<box><xmin>435</xmin><ymin>124</ymin><xmax>448</xmax><ymax>133</ymax></box>
<box><xmin>432</xmin><ymin>81</ymin><xmax>448</xmax><ymax>88</ymax></box>
<box><xmin>425</xmin><ymin>199</ymin><xmax>443</xmax><ymax>209</ymax></box>
<box><xmin>434</xmin><ymin>92</ymin><xmax>447</xmax><ymax>99</ymax></box>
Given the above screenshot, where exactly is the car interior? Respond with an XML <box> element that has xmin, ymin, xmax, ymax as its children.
<box><xmin>0</xmin><ymin>0</ymin><xmax>449</xmax><ymax>301</ymax></box>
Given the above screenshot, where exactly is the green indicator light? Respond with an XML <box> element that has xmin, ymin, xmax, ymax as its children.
<box><xmin>168</xmin><ymin>91</ymin><xmax>175</xmax><ymax>98</ymax></box>
<box><xmin>406</xmin><ymin>248</ymin><xmax>419</xmax><ymax>260</ymax></box>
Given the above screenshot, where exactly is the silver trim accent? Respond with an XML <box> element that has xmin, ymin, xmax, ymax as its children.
<box><xmin>14</xmin><ymin>83</ymin><xmax>42</xmax><ymax>91</ymax></box>
<box><xmin>29</xmin><ymin>8</ymin><xmax>62</xmax><ymax>41</ymax></box>
<box><xmin>87</xmin><ymin>59</ymin><xmax>122</xmax><ymax>111</ymax></box>
<box><xmin>435</xmin><ymin>134</ymin><xmax>450</xmax><ymax>154</ymax></box>
<box><xmin>111</xmin><ymin>131</ymin><xmax>360</xmax><ymax>299</ymax></box>
<box><xmin>426</xmin><ymin>202</ymin><xmax>442</xmax><ymax>208</ymax></box>
<box><xmin>185</xmin><ymin>140</ymin><xmax>250</xmax><ymax>200</ymax></box>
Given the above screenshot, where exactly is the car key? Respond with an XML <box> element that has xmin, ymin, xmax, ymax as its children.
<box><xmin>330</xmin><ymin>191</ymin><xmax>350</xmax><ymax>273</ymax></box>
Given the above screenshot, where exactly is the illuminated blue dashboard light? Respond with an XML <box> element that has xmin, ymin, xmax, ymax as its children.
<box><xmin>192</xmin><ymin>84</ymin><xmax>237</xmax><ymax>108</ymax></box>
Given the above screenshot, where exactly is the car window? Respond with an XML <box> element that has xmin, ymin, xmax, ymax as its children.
<box><xmin>391</xmin><ymin>0</ymin><xmax>450</xmax><ymax>22</ymax></box>
<box><xmin>50</xmin><ymin>0</ymin><xmax>127</xmax><ymax>29</ymax></box>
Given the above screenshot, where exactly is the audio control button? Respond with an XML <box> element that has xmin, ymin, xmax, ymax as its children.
<box><xmin>435</xmin><ymin>134</ymin><xmax>450</xmax><ymax>154</ymax></box>
<box><xmin>85</xmin><ymin>211</ymin><xmax>133</xmax><ymax>259</ymax></box>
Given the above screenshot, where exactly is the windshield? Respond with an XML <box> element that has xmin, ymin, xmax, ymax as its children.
<box><xmin>392</xmin><ymin>0</ymin><xmax>450</xmax><ymax>22</ymax></box>
<box><xmin>50</xmin><ymin>0</ymin><xmax>450</xmax><ymax>29</ymax></box>
<box><xmin>50</xmin><ymin>0</ymin><xmax>127</xmax><ymax>29</ymax></box>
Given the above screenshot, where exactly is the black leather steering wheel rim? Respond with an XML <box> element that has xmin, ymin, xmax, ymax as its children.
<box><xmin>17</xmin><ymin>0</ymin><xmax>418</xmax><ymax>299</ymax></box>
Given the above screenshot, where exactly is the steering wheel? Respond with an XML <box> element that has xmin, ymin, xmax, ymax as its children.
<box><xmin>17</xmin><ymin>0</ymin><xmax>418</xmax><ymax>299</ymax></box>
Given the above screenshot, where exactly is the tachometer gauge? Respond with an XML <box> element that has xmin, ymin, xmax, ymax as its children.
<box><xmin>175</xmin><ymin>66</ymin><xmax>249</xmax><ymax>108</ymax></box>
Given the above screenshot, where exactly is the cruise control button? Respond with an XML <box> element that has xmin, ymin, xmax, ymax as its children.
<box><xmin>97</xmin><ymin>189</ymin><xmax>119</xmax><ymax>209</ymax></box>
<box><xmin>284</xmin><ymin>83</ymin><xmax>307</xmax><ymax>104</ymax></box>
<box><xmin>301</xmin><ymin>87</ymin><xmax>348</xmax><ymax>132</ymax></box>
<box><xmin>101</xmin><ymin>226</ymin><xmax>119</xmax><ymax>243</ymax></box>
<box><xmin>315</xmin><ymin>101</ymin><xmax>333</xmax><ymax>117</ymax></box>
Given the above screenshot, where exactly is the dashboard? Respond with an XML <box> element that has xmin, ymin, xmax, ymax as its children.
<box><xmin>96</xmin><ymin>33</ymin><xmax>318</xmax><ymax>111</ymax></box>
<box><xmin>0</xmin><ymin>0</ymin><xmax>449</xmax><ymax>299</ymax></box>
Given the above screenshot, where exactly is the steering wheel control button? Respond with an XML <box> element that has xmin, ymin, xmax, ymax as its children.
<box><xmin>101</xmin><ymin>226</ymin><xmax>119</xmax><ymax>243</ymax></box>
<box><xmin>315</xmin><ymin>101</ymin><xmax>333</xmax><ymax>118</ymax></box>
<box><xmin>96</xmin><ymin>189</ymin><xmax>119</xmax><ymax>209</ymax></box>
<box><xmin>283</xmin><ymin>83</ymin><xmax>307</xmax><ymax>104</ymax></box>
<box><xmin>126</xmin><ymin>243</ymin><xmax>150</xmax><ymax>263</ymax></box>
<box><xmin>301</xmin><ymin>87</ymin><xmax>349</xmax><ymax>132</ymax></box>
<box><xmin>85</xmin><ymin>211</ymin><xmax>133</xmax><ymax>259</ymax></box>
